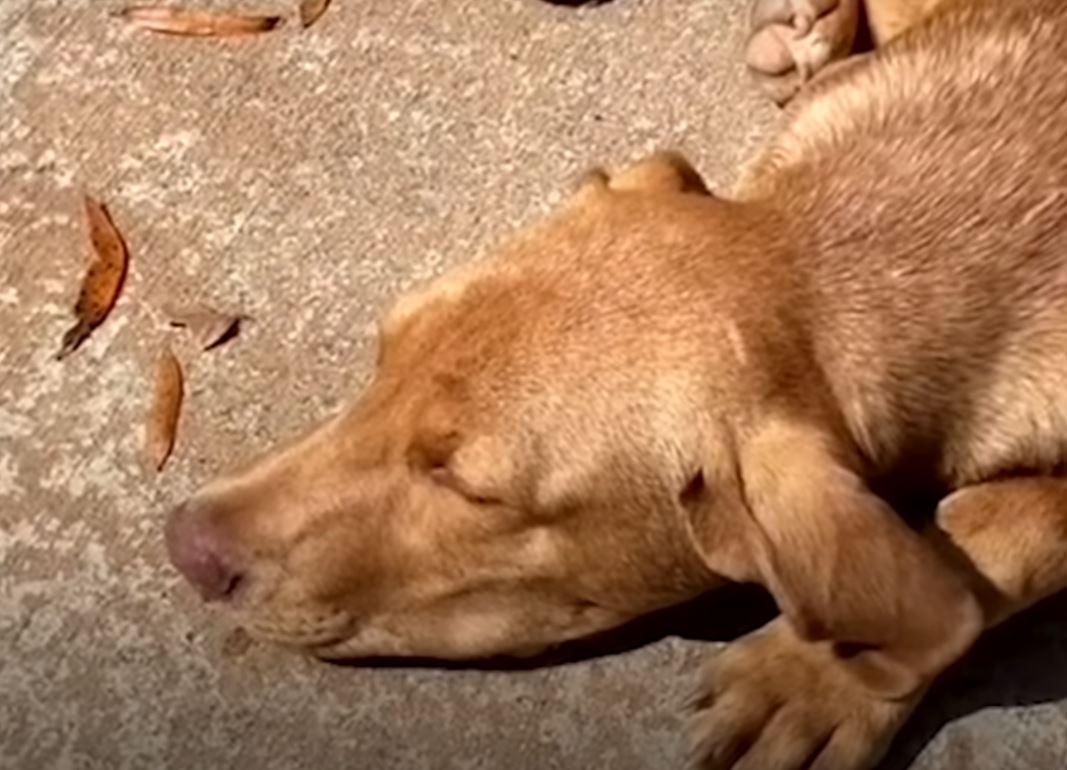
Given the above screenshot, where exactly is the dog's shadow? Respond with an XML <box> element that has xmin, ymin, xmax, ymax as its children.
<box><xmin>338</xmin><ymin>583</ymin><xmax>779</xmax><ymax>672</ymax></box>
<box><xmin>880</xmin><ymin>592</ymin><xmax>1067</xmax><ymax>769</ymax></box>
<box><xmin>340</xmin><ymin>586</ymin><xmax>1067</xmax><ymax>768</ymax></box>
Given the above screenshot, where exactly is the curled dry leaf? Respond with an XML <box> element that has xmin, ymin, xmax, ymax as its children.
<box><xmin>163</xmin><ymin>303</ymin><xmax>243</xmax><ymax>350</ymax></box>
<box><xmin>146</xmin><ymin>349</ymin><xmax>184</xmax><ymax>471</ymax></box>
<box><xmin>298</xmin><ymin>0</ymin><xmax>331</xmax><ymax>28</ymax></box>
<box><xmin>117</xmin><ymin>6</ymin><xmax>282</xmax><ymax>37</ymax></box>
<box><xmin>57</xmin><ymin>196</ymin><xmax>129</xmax><ymax>360</ymax></box>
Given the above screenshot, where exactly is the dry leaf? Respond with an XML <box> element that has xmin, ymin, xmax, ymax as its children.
<box><xmin>298</xmin><ymin>0</ymin><xmax>331</xmax><ymax>28</ymax></box>
<box><xmin>117</xmin><ymin>6</ymin><xmax>282</xmax><ymax>37</ymax></box>
<box><xmin>146</xmin><ymin>349</ymin><xmax>184</xmax><ymax>471</ymax></box>
<box><xmin>163</xmin><ymin>303</ymin><xmax>243</xmax><ymax>350</ymax></box>
<box><xmin>57</xmin><ymin>196</ymin><xmax>129</xmax><ymax>360</ymax></box>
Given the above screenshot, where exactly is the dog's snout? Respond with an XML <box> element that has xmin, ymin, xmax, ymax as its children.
<box><xmin>165</xmin><ymin>500</ymin><xmax>243</xmax><ymax>601</ymax></box>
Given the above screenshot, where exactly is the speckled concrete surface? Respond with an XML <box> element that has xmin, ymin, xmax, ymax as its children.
<box><xmin>1</xmin><ymin>1</ymin><xmax>1066</xmax><ymax>769</ymax></box>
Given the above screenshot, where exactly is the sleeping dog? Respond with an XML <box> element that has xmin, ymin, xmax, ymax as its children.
<box><xmin>165</xmin><ymin>1</ymin><xmax>1067</xmax><ymax>767</ymax></box>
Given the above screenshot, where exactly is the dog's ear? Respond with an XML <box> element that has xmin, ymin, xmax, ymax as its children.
<box><xmin>575</xmin><ymin>152</ymin><xmax>711</xmax><ymax>202</ymax></box>
<box><xmin>609</xmin><ymin>151</ymin><xmax>711</xmax><ymax>195</ymax></box>
<box><xmin>687</xmin><ymin>418</ymin><xmax>982</xmax><ymax>698</ymax></box>
<box><xmin>741</xmin><ymin>419</ymin><xmax>982</xmax><ymax>697</ymax></box>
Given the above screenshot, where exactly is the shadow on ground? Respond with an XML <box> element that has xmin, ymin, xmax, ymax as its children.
<box><xmin>884</xmin><ymin>592</ymin><xmax>1067</xmax><ymax>769</ymax></box>
<box><xmin>335</xmin><ymin>583</ymin><xmax>778</xmax><ymax>672</ymax></box>
<box><xmin>341</xmin><ymin>584</ymin><xmax>1067</xmax><ymax>769</ymax></box>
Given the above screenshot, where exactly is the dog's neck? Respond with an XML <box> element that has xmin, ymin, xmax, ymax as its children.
<box><xmin>698</xmin><ymin>193</ymin><xmax>957</xmax><ymax>489</ymax></box>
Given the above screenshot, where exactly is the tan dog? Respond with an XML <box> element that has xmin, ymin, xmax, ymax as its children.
<box><xmin>165</xmin><ymin>0</ymin><xmax>1067</xmax><ymax>767</ymax></box>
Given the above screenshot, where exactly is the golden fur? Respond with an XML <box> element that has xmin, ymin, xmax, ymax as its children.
<box><xmin>166</xmin><ymin>1</ymin><xmax>1067</xmax><ymax>767</ymax></box>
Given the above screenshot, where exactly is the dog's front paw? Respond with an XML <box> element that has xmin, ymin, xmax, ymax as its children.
<box><xmin>745</xmin><ymin>0</ymin><xmax>860</xmax><ymax>104</ymax></box>
<box><xmin>690</xmin><ymin>618</ymin><xmax>917</xmax><ymax>770</ymax></box>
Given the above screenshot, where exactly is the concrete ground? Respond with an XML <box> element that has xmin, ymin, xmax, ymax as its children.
<box><xmin>2</xmin><ymin>0</ymin><xmax>1066</xmax><ymax>768</ymax></box>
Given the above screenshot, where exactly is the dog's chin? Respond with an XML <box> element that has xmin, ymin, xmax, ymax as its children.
<box><xmin>236</xmin><ymin>601</ymin><xmax>635</xmax><ymax>662</ymax></box>
<box><xmin>235</xmin><ymin>609</ymin><xmax>359</xmax><ymax>653</ymax></box>
<box><xmin>299</xmin><ymin>616</ymin><xmax>605</xmax><ymax>663</ymax></box>
<box><xmin>307</xmin><ymin>639</ymin><xmax>555</xmax><ymax>663</ymax></box>
<box><xmin>307</xmin><ymin>639</ymin><xmax>371</xmax><ymax>661</ymax></box>
<box><xmin>303</xmin><ymin>626</ymin><xmax>555</xmax><ymax>662</ymax></box>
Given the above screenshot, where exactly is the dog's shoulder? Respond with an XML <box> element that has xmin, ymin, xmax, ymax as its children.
<box><xmin>734</xmin><ymin>0</ymin><xmax>1067</xmax><ymax>200</ymax></box>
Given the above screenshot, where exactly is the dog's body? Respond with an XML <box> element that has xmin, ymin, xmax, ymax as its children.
<box><xmin>745</xmin><ymin>0</ymin><xmax>1067</xmax><ymax>490</ymax></box>
<box><xmin>164</xmin><ymin>1</ymin><xmax>1067</xmax><ymax>768</ymax></box>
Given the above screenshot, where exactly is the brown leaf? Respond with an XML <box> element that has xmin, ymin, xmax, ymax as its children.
<box><xmin>117</xmin><ymin>6</ymin><xmax>282</xmax><ymax>37</ymax></box>
<box><xmin>298</xmin><ymin>0</ymin><xmax>331</xmax><ymax>28</ymax></box>
<box><xmin>163</xmin><ymin>303</ymin><xmax>243</xmax><ymax>350</ymax></box>
<box><xmin>57</xmin><ymin>196</ymin><xmax>129</xmax><ymax>360</ymax></box>
<box><xmin>146</xmin><ymin>349</ymin><xmax>184</xmax><ymax>471</ymax></box>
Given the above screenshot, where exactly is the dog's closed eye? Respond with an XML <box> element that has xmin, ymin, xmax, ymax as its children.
<box><xmin>429</xmin><ymin>463</ymin><xmax>501</xmax><ymax>506</ymax></box>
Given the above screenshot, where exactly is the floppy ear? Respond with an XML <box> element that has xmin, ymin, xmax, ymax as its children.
<box><xmin>569</xmin><ymin>151</ymin><xmax>712</xmax><ymax>212</ymax></box>
<box><xmin>734</xmin><ymin>418</ymin><xmax>982</xmax><ymax>698</ymax></box>
<box><xmin>609</xmin><ymin>151</ymin><xmax>712</xmax><ymax>195</ymax></box>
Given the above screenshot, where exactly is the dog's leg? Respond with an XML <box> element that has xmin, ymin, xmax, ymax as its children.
<box><xmin>691</xmin><ymin>474</ymin><xmax>1067</xmax><ymax>770</ymax></box>
<box><xmin>745</xmin><ymin>0</ymin><xmax>861</xmax><ymax>104</ymax></box>
<box><xmin>930</xmin><ymin>476</ymin><xmax>1067</xmax><ymax>628</ymax></box>
<box><xmin>745</xmin><ymin>0</ymin><xmax>960</xmax><ymax>104</ymax></box>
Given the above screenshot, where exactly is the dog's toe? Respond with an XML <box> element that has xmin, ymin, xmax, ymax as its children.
<box><xmin>745</xmin><ymin>0</ymin><xmax>859</xmax><ymax>104</ymax></box>
<box><xmin>689</xmin><ymin>619</ymin><xmax>915</xmax><ymax>770</ymax></box>
<box><xmin>745</xmin><ymin>24</ymin><xmax>797</xmax><ymax>75</ymax></box>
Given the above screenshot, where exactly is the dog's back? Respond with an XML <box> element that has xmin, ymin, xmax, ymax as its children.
<box><xmin>741</xmin><ymin>0</ymin><xmax>1067</xmax><ymax>485</ymax></box>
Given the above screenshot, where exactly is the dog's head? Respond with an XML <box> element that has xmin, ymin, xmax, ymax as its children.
<box><xmin>165</xmin><ymin>154</ymin><xmax>768</xmax><ymax>660</ymax></box>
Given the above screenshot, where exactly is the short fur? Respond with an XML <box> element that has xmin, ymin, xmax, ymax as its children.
<box><xmin>166</xmin><ymin>1</ymin><xmax>1067</xmax><ymax>768</ymax></box>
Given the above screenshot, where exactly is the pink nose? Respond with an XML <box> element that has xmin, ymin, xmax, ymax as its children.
<box><xmin>165</xmin><ymin>501</ymin><xmax>243</xmax><ymax>601</ymax></box>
